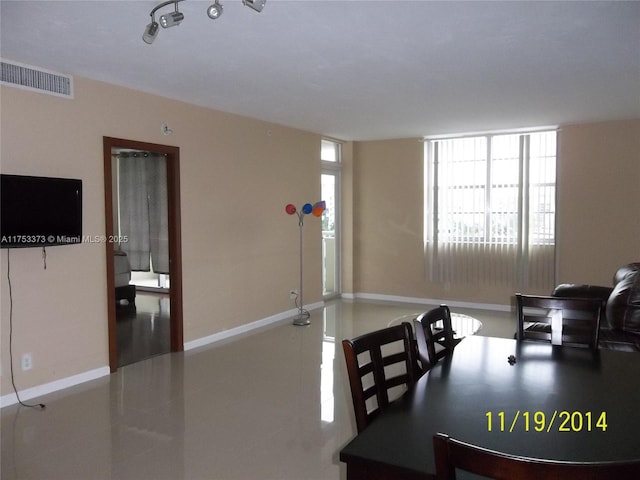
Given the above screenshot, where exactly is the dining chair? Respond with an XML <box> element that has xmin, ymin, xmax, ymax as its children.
<box><xmin>413</xmin><ymin>305</ymin><xmax>461</xmax><ymax>372</ymax></box>
<box><xmin>342</xmin><ymin>322</ymin><xmax>420</xmax><ymax>433</ymax></box>
<box><xmin>515</xmin><ymin>294</ymin><xmax>602</xmax><ymax>349</ymax></box>
<box><xmin>433</xmin><ymin>432</ymin><xmax>640</xmax><ymax>480</ymax></box>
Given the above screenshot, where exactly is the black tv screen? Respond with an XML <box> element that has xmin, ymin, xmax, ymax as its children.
<box><xmin>1</xmin><ymin>174</ymin><xmax>82</xmax><ymax>248</ymax></box>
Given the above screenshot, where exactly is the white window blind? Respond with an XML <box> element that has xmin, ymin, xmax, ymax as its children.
<box><xmin>425</xmin><ymin>130</ymin><xmax>556</xmax><ymax>289</ymax></box>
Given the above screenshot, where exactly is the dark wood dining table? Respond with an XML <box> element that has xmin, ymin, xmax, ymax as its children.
<box><xmin>339</xmin><ymin>335</ymin><xmax>640</xmax><ymax>479</ymax></box>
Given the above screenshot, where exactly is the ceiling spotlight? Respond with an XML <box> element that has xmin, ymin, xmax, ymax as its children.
<box><xmin>243</xmin><ymin>0</ymin><xmax>266</xmax><ymax>13</ymax></box>
<box><xmin>207</xmin><ymin>1</ymin><xmax>224</xmax><ymax>19</ymax></box>
<box><xmin>160</xmin><ymin>10</ymin><xmax>184</xmax><ymax>28</ymax></box>
<box><xmin>142</xmin><ymin>20</ymin><xmax>160</xmax><ymax>44</ymax></box>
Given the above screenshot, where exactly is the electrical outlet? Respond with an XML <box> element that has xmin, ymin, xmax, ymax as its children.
<box><xmin>22</xmin><ymin>353</ymin><xmax>33</xmax><ymax>371</ymax></box>
<box><xmin>289</xmin><ymin>289</ymin><xmax>298</xmax><ymax>299</ymax></box>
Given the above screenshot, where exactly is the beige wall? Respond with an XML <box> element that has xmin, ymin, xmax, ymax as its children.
<box><xmin>340</xmin><ymin>141</ymin><xmax>355</xmax><ymax>294</ymax></box>
<box><xmin>351</xmin><ymin>139</ymin><xmax>427</xmax><ymax>296</ymax></box>
<box><xmin>2</xmin><ymin>73</ymin><xmax>638</xmax><ymax>398</ymax></box>
<box><xmin>556</xmin><ymin>120</ymin><xmax>640</xmax><ymax>285</ymax></box>
<box><xmin>1</xmin><ymin>77</ymin><xmax>323</xmax><ymax>395</ymax></box>
<box><xmin>351</xmin><ymin>119</ymin><xmax>640</xmax><ymax>305</ymax></box>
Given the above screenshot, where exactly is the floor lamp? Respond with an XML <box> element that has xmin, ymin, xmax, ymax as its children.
<box><xmin>285</xmin><ymin>201</ymin><xmax>326</xmax><ymax>326</ymax></box>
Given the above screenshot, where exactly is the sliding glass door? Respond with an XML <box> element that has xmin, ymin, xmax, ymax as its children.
<box><xmin>321</xmin><ymin>140</ymin><xmax>341</xmax><ymax>298</ymax></box>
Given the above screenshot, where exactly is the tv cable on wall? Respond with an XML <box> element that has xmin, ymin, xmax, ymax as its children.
<box><xmin>5</xmin><ymin>249</ymin><xmax>46</xmax><ymax>410</ymax></box>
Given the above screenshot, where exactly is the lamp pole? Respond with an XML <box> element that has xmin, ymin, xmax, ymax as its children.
<box><xmin>286</xmin><ymin>201</ymin><xmax>325</xmax><ymax>326</ymax></box>
<box><xmin>292</xmin><ymin>214</ymin><xmax>309</xmax><ymax>325</ymax></box>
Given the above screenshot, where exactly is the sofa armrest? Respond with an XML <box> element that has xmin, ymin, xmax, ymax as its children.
<box><xmin>607</xmin><ymin>269</ymin><xmax>640</xmax><ymax>333</ymax></box>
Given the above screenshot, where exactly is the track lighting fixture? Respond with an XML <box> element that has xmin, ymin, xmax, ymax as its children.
<box><xmin>242</xmin><ymin>0</ymin><xmax>266</xmax><ymax>13</ymax></box>
<box><xmin>142</xmin><ymin>0</ymin><xmax>184</xmax><ymax>44</ymax></box>
<box><xmin>143</xmin><ymin>0</ymin><xmax>266</xmax><ymax>44</ymax></box>
<box><xmin>207</xmin><ymin>1</ymin><xmax>223</xmax><ymax>19</ymax></box>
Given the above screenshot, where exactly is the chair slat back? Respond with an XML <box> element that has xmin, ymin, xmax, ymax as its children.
<box><xmin>414</xmin><ymin>305</ymin><xmax>461</xmax><ymax>371</ymax></box>
<box><xmin>516</xmin><ymin>294</ymin><xmax>601</xmax><ymax>349</ymax></box>
<box><xmin>342</xmin><ymin>322</ymin><xmax>419</xmax><ymax>433</ymax></box>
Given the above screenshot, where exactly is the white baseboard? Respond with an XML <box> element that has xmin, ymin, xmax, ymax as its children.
<box><xmin>1</xmin><ymin>366</ymin><xmax>110</xmax><ymax>408</ymax></box>
<box><xmin>346</xmin><ymin>292</ymin><xmax>511</xmax><ymax>312</ymax></box>
<box><xmin>1</xmin><ymin>296</ymin><xmax>504</xmax><ymax>408</ymax></box>
<box><xmin>1</xmin><ymin>303</ymin><xmax>326</xmax><ymax>409</ymax></box>
<box><xmin>182</xmin><ymin>301</ymin><xmax>326</xmax><ymax>351</ymax></box>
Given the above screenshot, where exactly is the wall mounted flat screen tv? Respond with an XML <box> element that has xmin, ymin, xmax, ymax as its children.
<box><xmin>1</xmin><ymin>174</ymin><xmax>82</xmax><ymax>248</ymax></box>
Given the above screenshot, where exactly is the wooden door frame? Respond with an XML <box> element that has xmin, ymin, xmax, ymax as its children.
<box><xmin>103</xmin><ymin>136</ymin><xmax>184</xmax><ymax>372</ymax></box>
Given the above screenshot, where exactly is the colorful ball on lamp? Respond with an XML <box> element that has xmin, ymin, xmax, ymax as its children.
<box><xmin>312</xmin><ymin>201</ymin><xmax>326</xmax><ymax>217</ymax></box>
<box><xmin>302</xmin><ymin>203</ymin><xmax>313</xmax><ymax>215</ymax></box>
<box><xmin>285</xmin><ymin>204</ymin><xmax>297</xmax><ymax>215</ymax></box>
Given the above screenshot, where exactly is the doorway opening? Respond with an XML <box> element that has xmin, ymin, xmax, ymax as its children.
<box><xmin>103</xmin><ymin>137</ymin><xmax>184</xmax><ymax>372</ymax></box>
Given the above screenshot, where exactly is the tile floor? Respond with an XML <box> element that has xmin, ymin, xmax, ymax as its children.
<box><xmin>1</xmin><ymin>299</ymin><xmax>513</xmax><ymax>480</ymax></box>
<box><xmin>117</xmin><ymin>292</ymin><xmax>171</xmax><ymax>367</ymax></box>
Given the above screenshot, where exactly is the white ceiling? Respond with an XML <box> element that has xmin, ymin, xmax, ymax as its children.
<box><xmin>1</xmin><ymin>0</ymin><xmax>639</xmax><ymax>141</ymax></box>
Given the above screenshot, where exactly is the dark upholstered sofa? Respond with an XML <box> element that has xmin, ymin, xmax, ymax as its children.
<box><xmin>552</xmin><ymin>263</ymin><xmax>640</xmax><ymax>352</ymax></box>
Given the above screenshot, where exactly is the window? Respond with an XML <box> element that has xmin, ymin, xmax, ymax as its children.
<box><xmin>321</xmin><ymin>139</ymin><xmax>339</xmax><ymax>163</ymax></box>
<box><xmin>425</xmin><ymin>130</ymin><xmax>556</xmax><ymax>288</ymax></box>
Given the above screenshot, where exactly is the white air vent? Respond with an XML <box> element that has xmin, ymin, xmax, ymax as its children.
<box><xmin>1</xmin><ymin>59</ymin><xmax>73</xmax><ymax>99</ymax></box>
